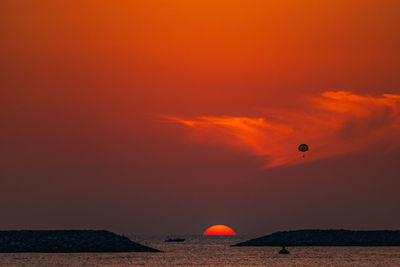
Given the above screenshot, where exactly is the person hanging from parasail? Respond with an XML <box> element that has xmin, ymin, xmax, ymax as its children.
<box><xmin>298</xmin><ymin>144</ymin><xmax>309</xmax><ymax>158</ymax></box>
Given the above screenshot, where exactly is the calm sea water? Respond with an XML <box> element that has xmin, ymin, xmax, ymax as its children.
<box><xmin>0</xmin><ymin>235</ymin><xmax>399</xmax><ymax>266</ymax></box>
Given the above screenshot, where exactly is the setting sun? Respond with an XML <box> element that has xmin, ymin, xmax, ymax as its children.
<box><xmin>2</xmin><ymin>0</ymin><xmax>400</xmax><ymax>264</ymax></box>
<box><xmin>203</xmin><ymin>225</ymin><xmax>236</xmax><ymax>235</ymax></box>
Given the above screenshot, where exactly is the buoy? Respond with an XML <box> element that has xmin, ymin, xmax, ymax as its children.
<box><xmin>278</xmin><ymin>245</ymin><xmax>290</xmax><ymax>254</ymax></box>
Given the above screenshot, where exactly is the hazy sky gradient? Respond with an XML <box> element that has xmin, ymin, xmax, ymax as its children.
<box><xmin>1</xmin><ymin>0</ymin><xmax>400</xmax><ymax>235</ymax></box>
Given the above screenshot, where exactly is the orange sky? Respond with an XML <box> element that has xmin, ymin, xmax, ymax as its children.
<box><xmin>168</xmin><ymin>91</ymin><xmax>400</xmax><ymax>167</ymax></box>
<box><xmin>1</xmin><ymin>1</ymin><xmax>400</xmax><ymax>234</ymax></box>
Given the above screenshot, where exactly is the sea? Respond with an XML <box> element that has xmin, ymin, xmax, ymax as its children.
<box><xmin>0</xmin><ymin>235</ymin><xmax>399</xmax><ymax>266</ymax></box>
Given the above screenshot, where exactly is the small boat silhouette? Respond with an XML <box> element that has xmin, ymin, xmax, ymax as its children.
<box><xmin>165</xmin><ymin>237</ymin><xmax>185</xmax><ymax>242</ymax></box>
<box><xmin>278</xmin><ymin>245</ymin><xmax>290</xmax><ymax>254</ymax></box>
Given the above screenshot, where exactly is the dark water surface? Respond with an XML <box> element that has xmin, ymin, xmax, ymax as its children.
<box><xmin>0</xmin><ymin>235</ymin><xmax>399</xmax><ymax>266</ymax></box>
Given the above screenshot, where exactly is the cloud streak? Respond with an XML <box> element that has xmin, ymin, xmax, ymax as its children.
<box><xmin>166</xmin><ymin>91</ymin><xmax>400</xmax><ymax>168</ymax></box>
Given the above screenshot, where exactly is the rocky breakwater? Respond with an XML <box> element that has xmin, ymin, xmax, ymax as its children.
<box><xmin>232</xmin><ymin>229</ymin><xmax>400</xmax><ymax>246</ymax></box>
<box><xmin>0</xmin><ymin>230</ymin><xmax>161</xmax><ymax>252</ymax></box>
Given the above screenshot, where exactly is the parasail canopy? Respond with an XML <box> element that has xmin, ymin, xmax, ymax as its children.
<box><xmin>298</xmin><ymin>144</ymin><xmax>309</xmax><ymax>152</ymax></box>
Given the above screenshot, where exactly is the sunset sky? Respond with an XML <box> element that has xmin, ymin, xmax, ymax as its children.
<box><xmin>1</xmin><ymin>1</ymin><xmax>400</xmax><ymax>235</ymax></box>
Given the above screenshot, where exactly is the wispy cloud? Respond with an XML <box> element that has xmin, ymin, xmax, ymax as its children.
<box><xmin>165</xmin><ymin>91</ymin><xmax>400</xmax><ymax>168</ymax></box>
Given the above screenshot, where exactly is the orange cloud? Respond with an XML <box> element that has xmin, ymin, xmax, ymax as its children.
<box><xmin>166</xmin><ymin>92</ymin><xmax>400</xmax><ymax>168</ymax></box>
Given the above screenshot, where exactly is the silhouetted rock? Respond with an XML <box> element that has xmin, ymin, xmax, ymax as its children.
<box><xmin>0</xmin><ymin>230</ymin><xmax>161</xmax><ymax>252</ymax></box>
<box><xmin>232</xmin><ymin>229</ymin><xmax>400</xmax><ymax>246</ymax></box>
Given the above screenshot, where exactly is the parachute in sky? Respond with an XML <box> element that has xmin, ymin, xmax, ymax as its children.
<box><xmin>298</xmin><ymin>144</ymin><xmax>309</xmax><ymax>158</ymax></box>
